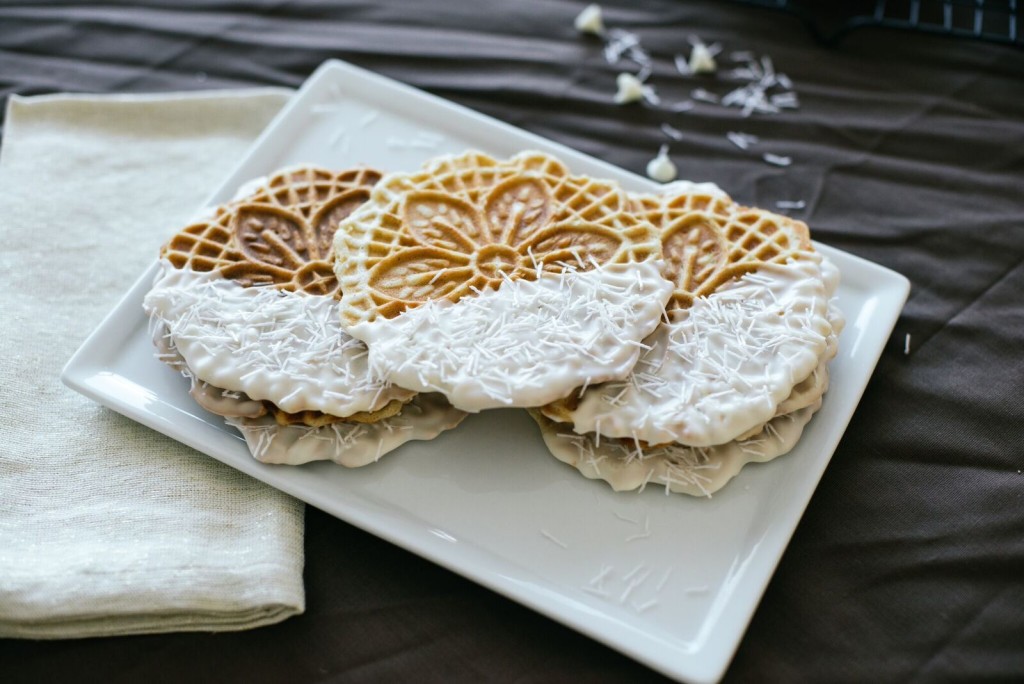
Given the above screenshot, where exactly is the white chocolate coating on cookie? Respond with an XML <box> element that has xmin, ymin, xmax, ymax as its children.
<box><xmin>228</xmin><ymin>393</ymin><xmax>466</xmax><ymax>467</ymax></box>
<box><xmin>531</xmin><ymin>398</ymin><xmax>820</xmax><ymax>497</ymax></box>
<box><xmin>144</xmin><ymin>261</ymin><xmax>413</xmax><ymax>417</ymax></box>
<box><xmin>732</xmin><ymin>290</ymin><xmax>844</xmax><ymax>442</ymax></box>
<box><xmin>347</xmin><ymin>261</ymin><xmax>674</xmax><ymax>413</ymax></box>
<box><xmin>567</xmin><ymin>257</ymin><xmax>836</xmax><ymax>447</ymax></box>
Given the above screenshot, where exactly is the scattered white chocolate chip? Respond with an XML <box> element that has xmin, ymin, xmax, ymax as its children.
<box><xmin>614</xmin><ymin>72</ymin><xmax>658</xmax><ymax>104</ymax></box>
<box><xmin>615</xmin><ymin>73</ymin><xmax>644</xmax><ymax>103</ymax></box>
<box><xmin>688</xmin><ymin>42</ymin><xmax>717</xmax><ymax>74</ymax></box>
<box><xmin>646</xmin><ymin>144</ymin><xmax>677</xmax><ymax>182</ymax></box>
<box><xmin>574</xmin><ymin>3</ymin><xmax>605</xmax><ymax>35</ymax></box>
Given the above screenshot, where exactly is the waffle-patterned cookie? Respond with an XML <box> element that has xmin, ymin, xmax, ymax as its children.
<box><xmin>150</xmin><ymin>317</ymin><xmax>465</xmax><ymax>470</ymax></box>
<box><xmin>334</xmin><ymin>151</ymin><xmax>663</xmax><ymax>325</ymax></box>
<box><xmin>541</xmin><ymin>183</ymin><xmax>824</xmax><ymax>432</ymax></box>
<box><xmin>163</xmin><ymin>165</ymin><xmax>382</xmax><ymax>298</ymax></box>
<box><xmin>331</xmin><ymin>151</ymin><xmax>674</xmax><ymax>412</ymax></box>
<box><xmin>633</xmin><ymin>182</ymin><xmax>811</xmax><ymax>310</ymax></box>
<box><xmin>533</xmin><ymin>182</ymin><xmax>843</xmax><ymax>496</ymax></box>
<box><xmin>154</xmin><ymin>318</ymin><xmax>413</xmax><ymax>430</ymax></box>
<box><xmin>146</xmin><ymin>165</ymin><xmax>420</xmax><ymax>433</ymax></box>
<box><xmin>532</xmin><ymin>299</ymin><xmax>841</xmax><ymax>496</ymax></box>
<box><xmin>229</xmin><ymin>394</ymin><xmax>467</xmax><ymax>468</ymax></box>
<box><xmin>529</xmin><ymin>397</ymin><xmax>822</xmax><ymax>497</ymax></box>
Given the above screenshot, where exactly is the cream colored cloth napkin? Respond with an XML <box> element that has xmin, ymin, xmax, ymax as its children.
<box><xmin>0</xmin><ymin>90</ymin><xmax>307</xmax><ymax>638</ymax></box>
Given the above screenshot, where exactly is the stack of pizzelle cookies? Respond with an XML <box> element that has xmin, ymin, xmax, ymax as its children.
<box><xmin>143</xmin><ymin>151</ymin><xmax>843</xmax><ymax>496</ymax></box>
<box><xmin>143</xmin><ymin>165</ymin><xmax>466</xmax><ymax>467</ymax></box>
<box><xmin>531</xmin><ymin>182</ymin><xmax>844</xmax><ymax>496</ymax></box>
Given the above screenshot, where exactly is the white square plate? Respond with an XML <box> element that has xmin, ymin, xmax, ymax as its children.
<box><xmin>62</xmin><ymin>60</ymin><xmax>909</xmax><ymax>684</ymax></box>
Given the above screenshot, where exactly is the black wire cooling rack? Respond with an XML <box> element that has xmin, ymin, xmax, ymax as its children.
<box><xmin>733</xmin><ymin>0</ymin><xmax>1020</xmax><ymax>46</ymax></box>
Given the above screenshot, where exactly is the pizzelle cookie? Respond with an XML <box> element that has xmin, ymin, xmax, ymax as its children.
<box><xmin>146</xmin><ymin>265</ymin><xmax>414</xmax><ymax>421</ymax></box>
<box><xmin>529</xmin><ymin>300</ymin><xmax>844</xmax><ymax>496</ymax></box>
<box><xmin>529</xmin><ymin>398</ymin><xmax>822</xmax><ymax>497</ymax></box>
<box><xmin>144</xmin><ymin>165</ymin><xmax>464</xmax><ymax>467</ymax></box>
<box><xmin>534</xmin><ymin>182</ymin><xmax>845</xmax><ymax>495</ymax></box>
<box><xmin>163</xmin><ymin>165</ymin><xmax>382</xmax><ymax>297</ymax></box>
<box><xmin>332</xmin><ymin>151</ymin><xmax>674</xmax><ymax>412</ymax></box>
<box><xmin>228</xmin><ymin>393</ymin><xmax>466</xmax><ymax>467</ymax></box>
<box><xmin>543</xmin><ymin>183</ymin><xmax>838</xmax><ymax>447</ymax></box>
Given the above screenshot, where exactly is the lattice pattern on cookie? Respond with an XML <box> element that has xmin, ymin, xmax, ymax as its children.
<box><xmin>635</xmin><ymin>189</ymin><xmax>812</xmax><ymax>310</ymax></box>
<box><xmin>162</xmin><ymin>165</ymin><xmax>381</xmax><ymax>298</ymax></box>
<box><xmin>333</xmin><ymin>151</ymin><xmax>663</xmax><ymax>326</ymax></box>
<box><xmin>632</xmin><ymin>187</ymin><xmax>734</xmax><ymax>225</ymax></box>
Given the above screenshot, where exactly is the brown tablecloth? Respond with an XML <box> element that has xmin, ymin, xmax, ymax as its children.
<box><xmin>2</xmin><ymin>1</ymin><xmax>1022</xmax><ymax>681</ymax></box>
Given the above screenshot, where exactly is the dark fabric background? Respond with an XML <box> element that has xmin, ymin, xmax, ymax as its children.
<box><xmin>2</xmin><ymin>1</ymin><xmax>1022</xmax><ymax>681</ymax></box>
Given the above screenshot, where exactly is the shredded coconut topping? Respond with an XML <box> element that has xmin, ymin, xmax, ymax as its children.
<box><xmin>763</xmin><ymin>153</ymin><xmax>793</xmax><ymax>167</ymax></box>
<box><xmin>776</xmin><ymin>200</ymin><xmax>807</xmax><ymax>210</ymax></box>
<box><xmin>726</xmin><ymin>131</ymin><xmax>760</xmax><ymax>150</ymax></box>
<box><xmin>567</xmin><ymin>258</ymin><xmax>836</xmax><ymax>447</ymax></box>
<box><xmin>348</xmin><ymin>262</ymin><xmax>673</xmax><ymax>413</ymax></box>
<box><xmin>603</xmin><ymin>28</ymin><xmax>652</xmax><ymax>70</ymax></box>
<box><xmin>144</xmin><ymin>262</ymin><xmax>413</xmax><ymax>416</ymax></box>
<box><xmin>660</xmin><ymin>123</ymin><xmax>685</xmax><ymax>141</ymax></box>
<box><xmin>721</xmin><ymin>53</ymin><xmax>798</xmax><ymax>117</ymax></box>
<box><xmin>541</xmin><ymin>529</ymin><xmax>570</xmax><ymax>549</ymax></box>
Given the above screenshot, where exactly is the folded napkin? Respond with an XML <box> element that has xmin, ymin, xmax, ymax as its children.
<box><xmin>0</xmin><ymin>90</ymin><xmax>307</xmax><ymax>638</ymax></box>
